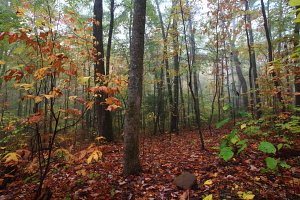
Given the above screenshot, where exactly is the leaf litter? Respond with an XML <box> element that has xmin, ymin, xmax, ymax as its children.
<box><xmin>0</xmin><ymin>127</ymin><xmax>299</xmax><ymax>199</ymax></box>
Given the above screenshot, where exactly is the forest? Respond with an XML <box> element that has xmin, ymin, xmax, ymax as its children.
<box><xmin>0</xmin><ymin>0</ymin><xmax>300</xmax><ymax>199</ymax></box>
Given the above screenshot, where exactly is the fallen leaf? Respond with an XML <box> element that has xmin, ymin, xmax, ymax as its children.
<box><xmin>204</xmin><ymin>180</ymin><xmax>213</xmax><ymax>185</ymax></box>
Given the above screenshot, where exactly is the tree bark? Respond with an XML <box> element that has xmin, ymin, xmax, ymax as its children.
<box><xmin>261</xmin><ymin>0</ymin><xmax>284</xmax><ymax>111</ymax></box>
<box><xmin>230</xmin><ymin>41</ymin><xmax>248</xmax><ymax>110</ymax></box>
<box><xmin>171</xmin><ymin>0</ymin><xmax>179</xmax><ymax>134</ymax></box>
<box><xmin>123</xmin><ymin>0</ymin><xmax>146</xmax><ymax>176</ymax></box>
<box><xmin>180</xmin><ymin>0</ymin><xmax>205</xmax><ymax>149</ymax></box>
<box><xmin>93</xmin><ymin>0</ymin><xmax>113</xmax><ymax>141</ymax></box>
<box><xmin>294</xmin><ymin>6</ymin><xmax>300</xmax><ymax>107</ymax></box>
<box><xmin>244</xmin><ymin>0</ymin><xmax>262</xmax><ymax>118</ymax></box>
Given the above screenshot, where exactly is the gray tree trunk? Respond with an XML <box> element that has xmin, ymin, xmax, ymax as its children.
<box><xmin>123</xmin><ymin>0</ymin><xmax>146</xmax><ymax>176</ymax></box>
<box><xmin>245</xmin><ymin>0</ymin><xmax>262</xmax><ymax>118</ymax></box>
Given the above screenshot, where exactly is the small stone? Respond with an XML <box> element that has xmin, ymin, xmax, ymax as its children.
<box><xmin>172</xmin><ymin>172</ymin><xmax>197</xmax><ymax>190</ymax></box>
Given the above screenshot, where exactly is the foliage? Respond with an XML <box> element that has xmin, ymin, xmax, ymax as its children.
<box><xmin>214</xmin><ymin>128</ymin><xmax>248</xmax><ymax>161</ymax></box>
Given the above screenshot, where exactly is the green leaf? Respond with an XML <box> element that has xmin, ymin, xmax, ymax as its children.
<box><xmin>258</xmin><ymin>142</ymin><xmax>276</xmax><ymax>154</ymax></box>
<box><xmin>237</xmin><ymin>110</ymin><xmax>252</xmax><ymax>118</ymax></box>
<box><xmin>223</xmin><ymin>104</ymin><xmax>230</xmax><ymax>110</ymax></box>
<box><xmin>289</xmin><ymin>0</ymin><xmax>300</xmax><ymax>6</ymax></box>
<box><xmin>260</xmin><ymin>168</ymin><xmax>269</xmax><ymax>173</ymax></box>
<box><xmin>220</xmin><ymin>147</ymin><xmax>234</xmax><ymax>161</ymax></box>
<box><xmin>110</xmin><ymin>188</ymin><xmax>115</xmax><ymax>196</ymax></box>
<box><xmin>237</xmin><ymin>143</ymin><xmax>247</xmax><ymax>154</ymax></box>
<box><xmin>266</xmin><ymin>157</ymin><xmax>278</xmax><ymax>169</ymax></box>
<box><xmin>220</xmin><ymin>140</ymin><xmax>227</xmax><ymax>149</ymax></box>
<box><xmin>277</xmin><ymin>143</ymin><xmax>283</xmax><ymax>151</ymax></box>
<box><xmin>236</xmin><ymin>139</ymin><xmax>248</xmax><ymax>145</ymax></box>
<box><xmin>230</xmin><ymin>135</ymin><xmax>239</xmax><ymax>144</ymax></box>
<box><xmin>279</xmin><ymin>161</ymin><xmax>291</xmax><ymax>168</ymax></box>
<box><xmin>216</xmin><ymin>118</ymin><xmax>230</xmax><ymax>129</ymax></box>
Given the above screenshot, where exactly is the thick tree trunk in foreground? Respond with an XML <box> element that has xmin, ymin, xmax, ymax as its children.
<box><xmin>123</xmin><ymin>0</ymin><xmax>146</xmax><ymax>176</ymax></box>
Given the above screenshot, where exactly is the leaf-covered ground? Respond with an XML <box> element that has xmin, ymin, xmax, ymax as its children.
<box><xmin>1</xmin><ymin>127</ymin><xmax>300</xmax><ymax>200</ymax></box>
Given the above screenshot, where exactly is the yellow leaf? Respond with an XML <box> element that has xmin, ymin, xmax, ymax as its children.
<box><xmin>2</xmin><ymin>153</ymin><xmax>21</xmax><ymax>162</ymax></box>
<box><xmin>46</xmin><ymin>24</ymin><xmax>54</xmax><ymax>29</ymax></box>
<box><xmin>77</xmin><ymin>169</ymin><xmax>86</xmax><ymax>176</ymax></box>
<box><xmin>241</xmin><ymin>124</ymin><xmax>247</xmax><ymax>129</ymax></box>
<box><xmin>95</xmin><ymin>136</ymin><xmax>106</xmax><ymax>141</ymax></box>
<box><xmin>243</xmin><ymin>192</ymin><xmax>255</xmax><ymax>200</ymax></box>
<box><xmin>13</xmin><ymin>47</ymin><xmax>23</xmax><ymax>54</ymax></box>
<box><xmin>203</xmin><ymin>194</ymin><xmax>213</xmax><ymax>200</ymax></box>
<box><xmin>87</xmin><ymin>150</ymin><xmax>102</xmax><ymax>164</ymax></box>
<box><xmin>12</xmin><ymin>64</ymin><xmax>25</xmax><ymax>69</ymax></box>
<box><xmin>15</xmin><ymin>7</ymin><xmax>27</xmax><ymax>17</ymax></box>
<box><xmin>14</xmin><ymin>83</ymin><xmax>34</xmax><ymax>90</ymax></box>
<box><xmin>204</xmin><ymin>180</ymin><xmax>213</xmax><ymax>185</ymax></box>
<box><xmin>0</xmin><ymin>60</ymin><xmax>6</xmax><ymax>65</ymax></box>
<box><xmin>34</xmin><ymin>67</ymin><xmax>50</xmax><ymax>80</ymax></box>
<box><xmin>232</xmin><ymin>183</ymin><xmax>239</xmax><ymax>190</ymax></box>
<box><xmin>289</xmin><ymin>0</ymin><xmax>300</xmax><ymax>6</ymax></box>
<box><xmin>43</xmin><ymin>94</ymin><xmax>54</xmax><ymax>99</ymax></box>
<box><xmin>34</xmin><ymin>96</ymin><xmax>43</xmax><ymax>103</ymax></box>
<box><xmin>77</xmin><ymin>76</ymin><xmax>90</xmax><ymax>83</ymax></box>
<box><xmin>86</xmin><ymin>101</ymin><xmax>94</xmax><ymax>110</ymax></box>
<box><xmin>69</xmin><ymin>96</ymin><xmax>77</xmax><ymax>100</ymax></box>
<box><xmin>67</xmin><ymin>10</ymin><xmax>75</xmax><ymax>14</ymax></box>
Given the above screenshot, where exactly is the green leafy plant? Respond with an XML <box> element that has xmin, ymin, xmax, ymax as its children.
<box><xmin>258</xmin><ymin>141</ymin><xmax>291</xmax><ymax>173</ymax></box>
<box><xmin>214</xmin><ymin>130</ymin><xmax>248</xmax><ymax>161</ymax></box>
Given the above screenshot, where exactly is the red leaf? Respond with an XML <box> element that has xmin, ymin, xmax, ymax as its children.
<box><xmin>25</xmin><ymin>65</ymin><xmax>36</xmax><ymax>74</ymax></box>
<box><xmin>19</xmin><ymin>32</ymin><xmax>29</xmax><ymax>40</ymax></box>
<box><xmin>9</xmin><ymin>33</ymin><xmax>18</xmax><ymax>43</ymax></box>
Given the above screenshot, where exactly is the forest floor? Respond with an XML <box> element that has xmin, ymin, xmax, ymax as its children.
<box><xmin>0</xmin><ymin>125</ymin><xmax>300</xmax><ymax>200</ymax></box>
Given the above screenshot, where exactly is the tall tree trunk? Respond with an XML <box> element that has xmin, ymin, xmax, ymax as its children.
<box><xmin>154</xmin><ymin>0</ymin><xmax>174</xmax><ymax>134</ymax></box>
<box><xmin>171</xmin><ymin>0</ymin><xmax>179</xmax><ymax>134</ymax></box>
<box><xmin>153</xmin><ymin>66</ymin><xmax>164</xmax><ymax>135</ymax></box>
<box><xmin>209</xmin><ymin>0</ymin><xmax>220</xmax><ymax>135</ymax></box>
<box><xmin>93</xmin><ymin>0</ymin><xmax>106</xmax><ymax>137</ymax></box>
<box><xmin>93</xmin><ymin>0</ymin><xmax>113</xmax><ymax>141</ymax></box>
<box><xmin>179</xmin><ymin>76</ymin><xmax>186</xmax><ymax>129</ymax></box>
<box><xmin>103</xmin><ymin>0</ymin><xmax>116</xmax><ymax>141</ymax></box>
<box><xmin>180</xmin><ymin>0</ymin><xmax>205</xmax><ymax>149</ymax></box>
<box><xmin>123</xmin><ymin>0</ymin><xmax>146</xmax><ymax>176</ymax></box>
<box><xmin>294</xmin><ymin>6</ymin><xmax>300</xmax><ymax>107</ymax></box>
<box><xmin>230</xmin><ymin>41</ymin><xmax>248</xmax><ymax>110</ymax></box>
<box><xmin>245</xmin><ymin>0</ymin><xmax>262</xmax><ymax>118</ymax></box>
<box><xmin>261</xmin><ymin>0</ymin><xmax>284</xmax><ymax>111</ymax></box>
